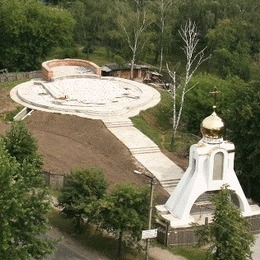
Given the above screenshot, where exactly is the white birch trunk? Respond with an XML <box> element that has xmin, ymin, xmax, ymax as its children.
<box><xmin>119</xmin><ymin>6</ymin><xmax>148</xmax><ymax>80</ymax></box>
<box><xmin>156</xmin><ymin>0</ymin><xmax>172</xmax><ymax>73</ymax></box>
<box><xmin>167</xmin><ymin>19</ymin><xmax>211</xmax><ymax>148</ymax></box>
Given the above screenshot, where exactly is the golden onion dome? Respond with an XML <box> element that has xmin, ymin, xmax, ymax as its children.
<box><xmin>200</xmin><ymin>110</ymin><xmax>225</xmax><ymax>144</ymax></box>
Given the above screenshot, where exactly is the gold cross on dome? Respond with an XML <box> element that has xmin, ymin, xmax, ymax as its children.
<box><xmin>210</xmin><ymin>86</ymin><xmax>220</xmax><ymax>110</ymax></box>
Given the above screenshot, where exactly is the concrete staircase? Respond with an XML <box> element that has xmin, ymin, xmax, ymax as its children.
<box><xmin>103</xmin><ymin>118</ymin><xmax>184</xmax><ymax>194</ymax></box>
<box><xmin>103</xmin><ymin>119</ymin><xmax>134</xmax><ymax>128</ymax></box>
<box><xmin>130</xmin><ymin>146</ymin><xmax>161</xmax><ymax>155</ymax></box>
<box><xmin>160</xmin><ymin>178</ymin><xmax>180</xmax><ymax>189</ymax></box>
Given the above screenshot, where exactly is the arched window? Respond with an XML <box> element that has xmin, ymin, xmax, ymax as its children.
<box><xmin>213</xmin><ymin>152</ymin><xmax>224</xmax><ymax>180</ymax></box>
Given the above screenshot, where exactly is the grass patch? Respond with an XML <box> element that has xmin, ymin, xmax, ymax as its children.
<box><xmin>172</xmin><ymin>131</ymin><xmax>199</xmax><ymax>157</ymax></box>
<box><xmin>87</xmin><ymin>47</ymin><xmax>119</xmax><ymax>66</ymax></box>
<box><xmin>152</xmin><ymin>241</ymin><xmax>210</xmax><ymax>260</ymax></box>
<box><xmin>130</xmin><ymin>88</ymin><xmax>172</xmax><ymax>149</ymax></box>
<box><xmin>1</xmin><ymin>79</ymin><xmax>26</xmax><ymax>90</ymax></box>
<box><xmin>171</xmin><ymin>246</ymin><xmax>211</xmax><ymax>260</ymax></box>
<box><xmin>47</xmin><ymin>46</ymin><xmax>115</xmax><ymax>66</ymax></box>
<box><xmin>131</xmin><ymin>113</ymin><xmax>162</xmax><ymax>147</ymax></box>
<box><xmin>48</xmin><ymin>209</ymin><xmax>117</xmax><ymax>258</ymax></box>
<box><xmin>1</xmin><ymin>106</ymin><xmax>23</xmax><ymax>122</ymax></box>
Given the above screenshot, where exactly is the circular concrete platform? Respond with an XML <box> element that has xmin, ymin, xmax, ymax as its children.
<box><xmin>11</xmin><ymin>76</ymin><xmax>160</xmax><ymax>119</ymax></box>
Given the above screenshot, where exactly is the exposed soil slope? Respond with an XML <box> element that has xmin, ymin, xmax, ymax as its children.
<box><xmin>0</xmin><ymin>83</ymin><xmax>188</xmax><ymax>203</ymax></box>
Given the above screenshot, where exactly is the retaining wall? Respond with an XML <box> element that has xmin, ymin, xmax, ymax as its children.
<box><xmin>0</xmin><ymin>71</ymin><xmax>42</xmax><ymax>83</ymax></box>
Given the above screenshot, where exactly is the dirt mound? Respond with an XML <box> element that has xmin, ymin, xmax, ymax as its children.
<box><xmin>24</xmin><ymin>111</ymin><xmax>169</xmax><ymax>203</ymax></box>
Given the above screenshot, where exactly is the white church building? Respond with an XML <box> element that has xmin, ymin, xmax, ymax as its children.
<box><xmin>156</xmin><ymin>104</ymin><xmax>260</xmax><ymax>246</ymax></box>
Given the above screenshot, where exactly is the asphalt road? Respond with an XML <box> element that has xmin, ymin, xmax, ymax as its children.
<box><xmin>46</xmin><ymin>243</ymin><xmax>90</xmax><ymax>260</ymax></box>
<box><xmin>44</xmin><ymin>228</ymin><xmax>109</xmax><ymax>260</ymax></box>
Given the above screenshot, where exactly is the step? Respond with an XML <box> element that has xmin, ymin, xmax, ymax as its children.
<box><xmin>103</xmin><ymin>120</ymin><xmax>133</xmax><ymax>128</ymax></box>
<box><xmin>130</xmin><ymin>146</ymin><xmax>161</xmax><ymax>155</ymax></box>
<box><xmin>160</xmin><ymin>179</ymin><xmax>180</xmax><ymax>188</ymax></box>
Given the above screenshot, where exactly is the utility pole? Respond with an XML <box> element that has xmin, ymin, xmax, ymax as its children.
<box><xmin>134</xmin><ymin>170</ymin><xmax>156</xmax><ymax>260</ymax></box>
<box><xmin>145</xmin><ymin>175</ymin><xmax>155</xmax><ymax>260</ymax></box>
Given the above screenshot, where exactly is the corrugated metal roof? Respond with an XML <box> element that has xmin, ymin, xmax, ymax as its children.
<box><xmin>101</xmin><ymin>66</ymin><xmax>112</xmax><ymax>72</ymax></box>
<box><xmin>101</xmin><ymin>63</ymin><xmax>149</xmax><ymax>71</ymax></box>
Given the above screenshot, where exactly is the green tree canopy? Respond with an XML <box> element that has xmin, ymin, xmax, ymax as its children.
<box><xmin>0</xmin><ymin>124</ymin><xmax>55</xmax><ymax>259</ymax></box>
<box><xmin>106</xmin><ymin>0</ymin><xmax>155</xmax><ymax>76</ymax></box>
<box><xmin>207</xmin><ymin>18</ymin><xmax>251</xmax><ymax>80</ymax></box>
<box><xmin>69</xmin><ymin>0</ymin><xmax>109</xmax><ymax>54</ymax></box>
<box><xmin>224</xmin><ymin>81</ymin><xmax>260</xmax><ymax>201</ymax></box>
<box><xmin>3</xmin><ymin>121</ymin><xmax>43</xmax><ymax>169</ymax></box>
<box><xmin>58</xmin><ymin>167</ymin><xmax>108</xmax><ymax>229</ymax></box>
<box><xmin>0</xmin><ymin>0</ymin><xmax>75</xmax><ymax>71</ymax></box>
<box><xmin>182</xmin><ymin>74</ymin><xmax>241</xmax><ymax>135</ymax></box>
<box><xmin>196</xmin><ymin>185</ymin><xmax>254</xmax><ymax>260</ymax></box>
<box><xmin>95</xmin><ymin>184</ymin><xmax>150</xmax><ymax>257</ymax></box>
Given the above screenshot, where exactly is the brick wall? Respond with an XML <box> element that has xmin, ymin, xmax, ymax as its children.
<box><xmin>41</xmin><ymin>59</ymin><xmax>101</xmax><ymax>81</ymax></box>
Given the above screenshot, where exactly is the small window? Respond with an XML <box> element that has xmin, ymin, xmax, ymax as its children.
<box><xmin>213</xmin><ymin>152</ymin><xmax>224</xmax><ymax>180</ymax></box>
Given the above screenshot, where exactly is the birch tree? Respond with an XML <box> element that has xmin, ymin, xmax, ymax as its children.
<box><xmin>115</xmin><ymin>0</ymin><xmax>154</xmax><ymax>79</ymax></box>
<box><xmin>152</xmin><ymin>0</ymin><xmax>173</xmax><ymax>72</ymax></box>
<box><xmin>167</xmin><ymin>19</ymin><xmax>211</xmax><ymax>149</ymax></box>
